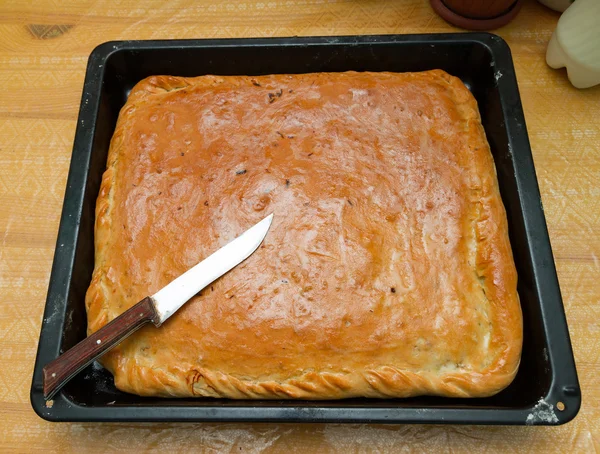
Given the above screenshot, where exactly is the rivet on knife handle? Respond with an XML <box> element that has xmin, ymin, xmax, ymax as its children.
<box><xmin>42</xmin><ymin>297</ymin><xmax>160</xmax><ymax>400</ymax></box>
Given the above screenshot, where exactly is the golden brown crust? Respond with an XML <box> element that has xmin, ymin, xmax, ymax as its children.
<box><xmin>86</xmin><ymin>70</ymin><xmax>522</xmax><ymax>398</ymax></box>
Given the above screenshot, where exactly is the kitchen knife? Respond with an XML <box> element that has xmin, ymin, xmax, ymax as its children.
<box><xmin>42</xmin><ymin>214</ymin><xmax>274</xmax><ymax>399</ymax></box>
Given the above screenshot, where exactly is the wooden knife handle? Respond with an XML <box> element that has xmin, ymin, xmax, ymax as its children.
<box><xmin>42</xmin><ymin>296</ymin><xmax>160</xmax><ymax>400</ymax></box>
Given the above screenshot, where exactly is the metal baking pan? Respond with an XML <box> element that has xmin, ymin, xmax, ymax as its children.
<box><xmin>30</xmin><ymin>34</ymin><xmax>580</xmax><ymax>424</ymax></box>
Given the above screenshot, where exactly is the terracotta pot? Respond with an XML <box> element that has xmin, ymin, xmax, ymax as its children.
<box><xmin>442</xmin><ymin>0</ymin><xmax>518</xmax><ymax>19</ymax></box>
<box><xmin>430</xmin><ymin>0</ymin><xmax>525</xmax><ymax>30</ymax></box>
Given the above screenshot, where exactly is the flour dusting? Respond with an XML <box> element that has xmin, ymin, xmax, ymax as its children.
<box><xmin>43</xmin><ymin>296</ymin><xmax>62</xmax><ymax>324</ymax></box>
<box><xmin>526</xmin><ymin>398</ymin><xmax>559</xmax><ymax>425</ymax></box>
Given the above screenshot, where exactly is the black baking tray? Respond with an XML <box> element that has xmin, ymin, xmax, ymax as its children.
<box><xmin>31</xmin><ymin>34</ymin><xmax>580</xmax><ymax>424</ymax></box>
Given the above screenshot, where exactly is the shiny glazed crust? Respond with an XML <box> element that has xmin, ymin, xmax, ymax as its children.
<box><xmin>85</xmin><ymin>70</ymin><xmax>522</xmax><ymax>398</ymax></box>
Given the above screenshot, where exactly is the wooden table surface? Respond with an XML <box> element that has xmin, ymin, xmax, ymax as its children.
<box><xmin>1</xmin><ymin>0</ymin><xmax>599</xmax><ymax>451</ymax></box>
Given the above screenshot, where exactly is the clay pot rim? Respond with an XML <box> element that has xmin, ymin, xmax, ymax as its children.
<box><xmin>430</xmin><ymin>0</ymin><xmax>526</xmax><ymax>31</ymax></box>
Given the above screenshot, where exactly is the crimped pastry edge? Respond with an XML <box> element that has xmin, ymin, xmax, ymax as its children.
<box><xmin>85</xmin><ymin>70</ymin><xmax>522</xmax><ymax>399</ymax></box>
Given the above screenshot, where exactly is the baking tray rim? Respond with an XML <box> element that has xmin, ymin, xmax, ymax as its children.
<box><xmin>30</xmin><ymin>33</ymin><xmax>581</xmax><ymax>424</ymax></box>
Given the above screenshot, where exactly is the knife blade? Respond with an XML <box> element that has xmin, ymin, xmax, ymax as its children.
<box><xmin>42</xmin><ymin>213</ymin><xmax>274</xmax><ymax>399</ymax></box>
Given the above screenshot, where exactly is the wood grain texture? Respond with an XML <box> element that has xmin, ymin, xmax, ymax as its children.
<box><xmin>0</xmin><ymin>0</ymin><xmax>598</xmax><ymax>451</ymax></box>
